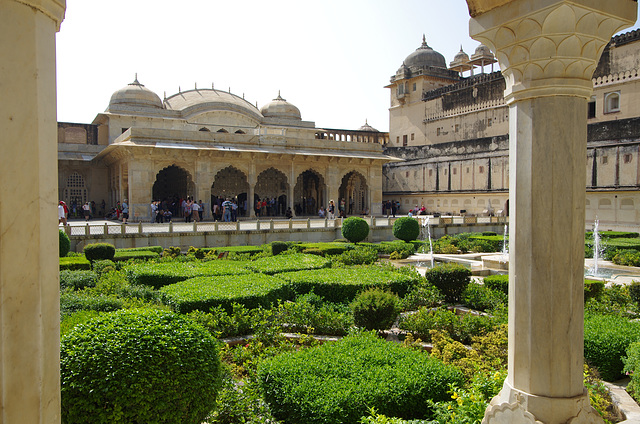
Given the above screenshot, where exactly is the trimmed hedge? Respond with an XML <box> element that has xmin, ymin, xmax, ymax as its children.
<box><xmin>60</xmin><ymin>256</ymin><xmax>91</xmax><ymax>270</ymax></box>
<box><xmin>341</xmin><ymin>216</ymin><xmax>370</xmax><ymax>243</ymax></box>
<box><xmin>84</xmin><ymin>243</ymin><xmax>116</xmax><ymax>262</ymax></box>
<box><xmin>275</xmin><ymin>266</ymin><xmax>420</xmax><ymax>303</ymax></box>
<box><xmin>624</xmin><ymin>342</ymin><xmax>640</xmax><ymax>402</ymax></box>
<box><xmin>201</xmin><ymin>245</ymin><xmax>266</xmax><ymax>256</ymax></box>
<box><xmin>294</xmin><ymin>242</ymin><xmax>355</xmax><ymax>256</ymax></box>
<box><xmin>468</xmin><ymin>235</ymin><xmax>504</xmax><ymax>252</ymax></box>
<box><xmin>586</xmin><ymin>231</ymin><xmax>639</xmax><ymax>239</ymax></box>
<box><xmin>393</xmin><ymin>217</ymin><xmax>421</xmax><ymax>242</ymax></box>
<box><xmin>125</xmin><ymin>260</ymin><xmax>251</xmax><ymax>289</ymax></box>
<box><xmin>160</xmin><ymin>274</ymin><xmax>291</xmax><ymax>313</ymax></box>
<box><xmin>117</xmin><ymin>246</ymin><xmax>164</xmax><ymax>254</ymax></box>
<box><xmin>425</xmin><ymin>263</ymin><xmax>471</xmax><ymax>304</ymax></box>
<box><xmin>257</xmin><ymin>331</ymin><xmax>464</xmax><ymax>423</ymax></box>
<box><xmin>585</xmin><ymin>279</ymin><xmax>605</xmax><ymax>301</ymax></box>
<box><xmin>61</xmin><ymin>309</ymin><xmax>222</xmax><ymax>424</ymax></box>
<box><xmin>461</xmin><ymin>282</ymin><xmax>507</xmax><ymax>312</ymax></box>
<box><xmin>245</xmin><ymin>253</ymin><xmax>331</xmax><ymax>275</ymax></box>
<box><xmin>59</xmin><ymin>229</ymin><xmax>71</xmax><ymax>257</ymax></box>
<box><xmin>584</xmin><ymin>313</ymin><xmax>640</xmax><ymax>381</ymax></box>
<box><xmin>351</xmin><ymin>288</ymin><xmax>400</xmax><ymax>331</ymax></box>
<box><xmin>60</xmin><ymin>292</ymin><xmax>124</xmax><ymax>316</ymax></box>
<box><xmin>483</xmin><ymin>274</ymin><xmax>509</xmax><ymax>295</ymax></box>
<box><xmin>60</xmin><ymin>270</ymin><xmax>97</xmax><ymax>290</ymax></box>
<box><xmin>113</xmin><ymin>250</ymin><xmax>160</xmax><ymax>262</ymax></box>
<box><xmin>399</xmin><ymin>307</ymin><xmax>497</xmax><ymax>344</ymax></box>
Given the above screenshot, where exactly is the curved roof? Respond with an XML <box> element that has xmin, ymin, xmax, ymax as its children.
<box><xmin>164</xmin><ymin>88</ymin><xmax>263</xmax><ymax>121</ymax></box>
<box><xmin>260</xmin><ymin>92</ymin><xmax>301</xmax><ymax>121</ymax></box>
<box><xmin>108</xmin><ymin>77</ymin><xmax>163</xmax><ymax>111</ymax></box>
<box><xmin>404</xmin><ymin>35</ymin><xmax>447</xmax><ymax>69</ymax></box>
<box><xmin>358</xmin><ymin>120</ymin><xmax>379</xmax><ymax>132</ymax></box>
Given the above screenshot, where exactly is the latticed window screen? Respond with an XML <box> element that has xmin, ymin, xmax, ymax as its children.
<box><xmin>64</xmin><ymin>172</ymin><xmax>87</xmax><ymax>205</ymax></box>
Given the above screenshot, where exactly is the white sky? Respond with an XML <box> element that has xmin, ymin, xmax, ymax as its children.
<box><xmin>56</xmin><ymin>1</ymin><xmax>640</xmax><ymax>133</ymax></box>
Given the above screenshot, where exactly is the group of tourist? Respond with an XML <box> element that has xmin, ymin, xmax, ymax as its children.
<box><xmin>382</xmin><ymin>200</ymin><xmax>400</xmax><ymax>217</ymax></box>
<box><xmin>212</xmin><ymin>196</ymin><xmax>240</xmax><ymax>221</ymax></box>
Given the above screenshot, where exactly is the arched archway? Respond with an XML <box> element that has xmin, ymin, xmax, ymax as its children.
<box><xmin>152</xmin><ymin>165</ymin><xmax>194</xmax><ymax>216</ymax></box>
<box><xmin>211</xmin><ymin>166</ymin><xmax>249</xmax><ymax>217</ymax></box>
<box><xmin>339</xmin><ymin>171</ymin><xmax>368</xmax><ymax>216</ymax></box>
<box><xmin>293</xmin><ymin>169</ymin><xmax>325</xmax><ymax>216</ymax></box>
<box><xmin>255</xmin><ymin>168</ymin><xmax>288</xmax><ymax>216</ymax></box>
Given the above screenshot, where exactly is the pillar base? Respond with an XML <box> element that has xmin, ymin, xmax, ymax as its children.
<box><xmin>483</xmin><ymin>381</ymin><xmax>603</xmax><ymax>424</ymax></box>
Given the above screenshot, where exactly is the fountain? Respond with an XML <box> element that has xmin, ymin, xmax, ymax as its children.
<box><xmin>590</xmin><ymin>218</ymin><xmax>601</xmax><ymax>276</ymax></box>
<box><xmin>421</xmin><ymin>217</ymin><xmax>434</xmax><ymax>268</ymax></box>
<box><xmin>500</xmin><ymin>224</ymin><xmax>509</xmax><ymax>263</ymax></box>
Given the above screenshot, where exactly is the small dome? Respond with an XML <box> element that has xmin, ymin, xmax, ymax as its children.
<box><xmin>473</xmin><ymin>44</ymin><xmax>493</xmax><ymax>58</ymax></box>
<box><xmin>454</xmin><ymin>47</ymin><xmax>469</xmax><ymax>63</ymax></box>
<box><xmin>358</xmin><ymin>120</ymin><xmax>379</xmax><ymax>132</ymax></box>
<box><xmin>108</xmin><ymin>76</ymin><xmax>163</xmax><ymax>110</ymax></box>
<box><xmin>404</xmin><ymin>35</ymin><xmax>447</xmax><ymax>69</ymax></box>
<box><xmin>260</xmin><ymin>92</ymin><xmax>301</xmax><ymax>121</ymax></box>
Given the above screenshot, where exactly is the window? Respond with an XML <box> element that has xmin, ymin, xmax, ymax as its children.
<box><xmin>624</xmin><ymin>154</ymin><xmax>632</xmax><ymax>164</ymax></box>
<box><xmin>455</xmin><ymin>124</ymin><xmax>459</xmax><ymax>132</ymax></box>
<box><xmin>235</xmin><ymin>130</ymin><xmax>246</xmax><ymax>134</ymax></box>
<box><xmin>479</xmin><ymin>166</ymin><xmax>484</xmax><ymax>173</ymax></box>
<box><xmin>217</xmin><ymin>128</ymin><xmax>229</xmax><ymax>133</ymax></box>
<box><xmin>602</xmin><ymin>156</ymin><xmax>608</xmax><ymax>164</ymax></box>
<box><xmin>411</xmin><ymin>133</ymin><xmax>415</xmax><ymax>141</ymax></box>
<box><xmin>402</xmin><ymin>135</ymin><xmax>408</xmax><ymax>146</ymax></box>
<box><xmin>444</xmin><ymin>169</ymin><xmax>447</xmax><ymax>175</ymax></box>
<box><xmin>412</xmin><ymin>83</ymin><xmax>417</xmax><ymax>92</ymax></box>
<box><xmin>487</xmin><ymin>118</ymin><xmax>492</xmax><ymax>127</ymax></box>
<box><xmin>466</xmin><ymin>167</ymin><xmax>469</xmax><ymax>173</ymax></box>
<box><xmin>588</xmin><ymin>96</ymin><xmax>596</xmax><ymax>119</ymax></box>
<box><xmin>428</xmin><ymin>169</ymin><xmax>433</xmax><ymax>177</ymax></box>
<box><xmin>199</xmin><ymin>127</ymin><xmax>210</xmax><ymax>132</ymax></box>
<box><xmin>453</xmin><ymin>168</ymin><xmax>457</xmax><ymax>175</ymax></box>
<box><xmin>405</xmin><ymin>171</ymin><xmax>409</xmax><ymax>178</ymax></box>
<box><xmin>396</xmin><ymin>136</ymin><xmax>400</xmax><ymax>144</ymax></box>
<box><xmin>604</xmin><ymin>92</ymin><xmax>620</xmax><ymax>114</ymax></box>
<box><xmin>437</xmin><ymin>128</ymin><xmax>441</xmax><ymax>136</ymax></box>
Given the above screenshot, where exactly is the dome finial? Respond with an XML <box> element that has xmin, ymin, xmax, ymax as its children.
<box><xmin>134</xmin><ymin>73</ymin><xmax>139</xmax><ymax>84</ymax></box>
<box><xmin>276</xmin><ymin>90</ymin><xmax>285</xmax><ymax>101</ymax></box>
<box><xmin>422</xmin><ymin>34</ymin><xmax>429</xmax><ymax>48</ymax></box>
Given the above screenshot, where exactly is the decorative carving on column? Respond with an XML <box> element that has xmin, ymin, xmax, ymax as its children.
<box><xmin>470</xmin><ymin>0</ymin><xmax>636</xmax><ymax>103</ymax></box>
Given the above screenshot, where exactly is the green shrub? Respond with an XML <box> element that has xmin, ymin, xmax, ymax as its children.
<box><xmin>118</xmin><ymin>246</ymin><xmax>164</xmax><ymax>254</ymax></box>
<box><xmin>432</xmin><ymin>236</ymin><xmax>459</xmax><ymax>254</ymax></box>
<box><xmin>257</xmin><ymin>332</ymin><xmax>463</xmax><ymax>423</ymax></box>
<box><xmin>60</xmin><ymin>310</ymin><xmax>103</xmax><ymax>338</ymax></box>
<box><xmin>295</xmin><ymin>242</ymin><xmax>355</xmax><ymax>256</ymax></box>
<box><xmin>245</xmin><ymin>253</ymin><xmax>331</xmax><ymax>275</ymax></box>
<box><xmin>160</xmin><ymin>274</ymin><xmax>292</xmax><ymax>313</ymax></box>
<box><xmin>462</xmin><ymin>283</ymin><xmax>507</xmax><ymax>312</ymax></box>
<box><xmin>629</xmin><ymin>281</ymin><xmax>640</xmax><ymax>306</ymax></box>
<box><xmin>584</xmin><ymin>313</ymin><xmax>640</xmax><ymax>381</ymax></box>
<box><xmin>276</xmin><ymin>295</ymin><xmax>354</xmax><ymax>336</ymax></box>
<box><xmin>271</xmin><ymin>241</ymin><xmax>288</xmax><ymax>255</ymax></box>
<box><xmin>341</xmin><ymin>216</ymin><xmax>370</xmax><ymax>243</ymax></box>
<box><xmin>351</xmin><ymin>288</ymin><xmax>400</xmax><ymax>331</ymax></box>
<box><xmin>584</xmin><ymin>279</ymin><xmax>605</xmax><ymax>302</ymax></box>
<box><xmin>624</xmin><ymin>342</ymin><xmax>640</xmax><ymax>402</ymax></box>
<box><xmin>400</xmin><ymin>281</ymin><xmax>443</xmax><ymax>311</ymax></box>
<box><xmin>59</xmin><ymin>229</ymin><xmax>71</xmax><ymax>257</ymax></box>
<box><xmin>60</xmin><ymin>270</ymin><xmax>97</xmax><ymax>290</ymax></box>
<box><xmin>425</xmin><ymin>263</ymin><xmax>471</xmax><ymax>304</ymax></box>
<box><xmin>482</xmin><ymin>231</ymin><xmax>497</xmax><ymax>236</ymax></box>
<box><xmin>113</xmin><ymin>250</ymin><xmax>159</xmax><ymax>262</ymax></box>
<box><xmin>61</xmin><ymin>309</ymin><xmax>222</xmax><ymax>424</ymax></box>
<box><xmin>276</xmin><ymin>266</ymin><xmax>419</xmax><ymax>303</ymax></box>
<box><xmin>60</xmin><ymin>292</ymin><xmax>124</xmax><ymax>316</ymax></box>
<box><xmin>483</xmin><ymin>274</ymin><xmax>509</xmax><ymax>295</ymax></box>
<box><xmin>612</xmin><ymin>249</ymin><xmax>640</xmax><ymax>267</ymax></box>
<box><xmin>201</xmin><ymin>245</ymin><xmax>267</xmax><ymax>256</ymax></box>
<box><xmin>83</xmin><ymin>243</ymin><xmax>116</xmax><ymax>262</ymax></box>
<box><xmin>468</xmin><ymin>235</ymin><xmax>503</xmax><ymax>252</ymax></box>
<box><xmin>163</xmin><ymin>246</ymin><xmax>182</xmax><ymax>258</ymax></box>
<box><xmin>125</xmin><ymin>260</ymin><xmax>251</xmax><ymax>289</ymax></box>
<box><xmin>393</xmin><ymin>217</ymin><xmax>420</xmax><ymax>242</ymax></box>
<box><xmin>400</xmin><ymin>307</ymin><xmax>496</xmax><ymax>345</ymax></box>
<box><xmin>333</xmin><ymin>245</ymin><xmax>379</xmax><ymax>265</ymax></box>
<box><xmin>60</xmin><ymin>256</ymin><xmax>91</xmax><ymax>270</ymax></box>
<box><xmin>92</xmin><ymin>259</ymin><xmax>117</xmax><ymax>276</ymax></box>
<box><xmin>375</xmin><ymin>241</ymin><xmax>417</xmax><ymax>256</ymax></box>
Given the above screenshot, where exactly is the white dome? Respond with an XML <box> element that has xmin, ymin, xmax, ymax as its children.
<box><xmin>260</xmin><ymin>92</ymin><xmax>301</xmax><ymax>121</ymax></box>
<box><xmin>108</xmin><ymin>77</ymin><xmax>163</xmax><ymax>110</ymax></box>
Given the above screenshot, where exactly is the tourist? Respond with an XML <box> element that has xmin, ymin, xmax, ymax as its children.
<box><xmin>82</xmin><ymin>202</ymin><xmax>91</xmax><ymax>221</ymax></box>
<box><xmin>328</xmin><ymin>200</ymin><xmax>335</xmax><ymax>219</ymax></box>
<box><xmin>255</xmin><ymin>198</ymin><xmax>261</xmax><ymax>217</ymax></box>
<box><xmin>121</xmin><ymin>199</ymin><xmax>129</xmax><ymax>224</ymax></box>
<box><xmin>339</xmin><ymin>199</ymin><xmax>346</xmax><ymax>218</ymax></box>
<box><xmin>150</xmin><ymin>201</ymin><xmax>157</xmax><ymax>223</ymax></box>
<box><xmin>198</xmin><ymin>200</ymin><xmax>204</xmax><ymax>221</ymax></box>
<box><xmin>318</xmin><ymin>206</ymin><xmax>326</xmax><ymax>218</ymax></box>
<box><xmin>222</xmin><ymin>198</ymin><xmax>233</xmax><ymax>222</ymax></box>
<box><xmin>115</xmin><ymin>201</ymin><xmax>121</xmax><ymax>220</ymax></box>
<box><xmin>58</xmin><ymin>201</ymin><xmax>68</xmax><ymax>226</ymax></box>
<box><xmin>191</xmin><ymin>200</ymin><xmax>200</xmax><ymax>222</ymax></box>
<box><xmin>285</xmin><ymin>207</ymin><xmax>292</xmax><ymax>219</ymax></box>
<box><xmin>231</xmin><ymin>200</ymin><xmax>238</xmax><ymax>222</ymax></box>
<box><xmin>100</xmin><ymin>199</ymin><xmax>106</xmax><ymax>217</ymax></box>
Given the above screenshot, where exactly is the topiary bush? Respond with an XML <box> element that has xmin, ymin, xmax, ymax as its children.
<box><xmin>425</xmin><ymin>263</ymin><xmax>471</xmax><ymax>304</ymax></box>
<box><xmin>257</xmin><ymin>331</ymin><xmax>463</xmax><ymax>423</ymax></box>
<box><xmin>59</xmin><ymin>270</ymin><xmax>97</xmax><ymax>291</ymax></box>
<box><xmin>332</xmin><ymin>245</ymin><xmax>378</xmax><ymax>266</ymax></box>
<box><xmin>341</xmin><ymin>216</ymin><xmax>370</xmax><ymax>243</ymax></box>
<box><xmin>351</xmin><ymin>288</ymin><xmax>400</xmax><ymax>331</ymax></box>
<box><xmin>271</xmin><ymin>241</ymin><xmax>289</xmax><ymax>256</ymax></box>
<box><xmin>624</xmin><ymin>342</ymin><xmax>640</xmax><ymax>402</ymax></box>
<box><xmin>584</xmin><ymin>279</ymin><xmax>605</xmax><ymax>302</ymax></box>
<box><xmin>92</xmin><ymin>259</ymin><xmax>117</xmax><ymax>276</ymax></box>
<box><xmin>393</xmin><ymin>217</ymin><xmax>420</xmax><ymax>243</ymax></box>
<box><xmin>61</xmin><ymin>309</ymin><xmax>222</xmax><ymax>424</ymax></box>
<box><xmin>462</xmin><ymin>282</ymin><xmax>507</xmax><ymax>312</ymax></box>
<box><xmin>83</xmin><ymin>243</ymin><xmax>115</xmax><ymax>262</ymax></box>
<box><xmin>59</xmin><ymin>229</ymin><xmax>71</xmax><ymax>257</ymax></box>
<box><xmin>483</xmin><ymin>274</ymin><xmax>509</xmax><ymax>295</ymax></box>
<box><xmin>584</xmin><ymin>313</ymin><xmax>640</xmax><ymax>381</ymax></box>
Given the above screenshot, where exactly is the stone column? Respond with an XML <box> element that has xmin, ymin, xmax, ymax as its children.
<box><xmin>0</xmin><ymin>0</ymin><xmax>65</xmax><ymax>422</ymax></box>
<box><xmin>466</xmin><ymin>1</ymin><xmax>636</xmax><ymax>423</ymax></box>
<box><xmin>248</xmin><ymin>163</ymin><xmax>256</xmax><ymax>218</ymax></box>
<box><xmin>289</xmin><ymin>166</ymin><xmax>296</xmax><ymax>217</ymax></box>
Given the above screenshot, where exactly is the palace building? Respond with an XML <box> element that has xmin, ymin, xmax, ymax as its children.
<box><xmin>57</xmin><ymin>80</ymin><xmax>392</xmax><ymax>221</ymax></box>
<box><xmin>383</xmin><ymin>30</ymin><xmax>640</xmax><ymax>230</ymax></box>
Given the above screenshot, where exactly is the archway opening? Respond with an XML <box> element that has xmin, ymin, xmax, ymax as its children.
<box><xmin>293</xmin><ymin>169</ymin><xmax>325</xmax><ymax>216</ymax></box>
<box><xmin>152</xmin><ymin>165</ymin><xmax>194</xmax><ymax>217</ymax></box>
<box><xmin>255</xmin><ymin>168</ymin><xmax>288</xmax><ymax>216</ymax></box>
<box><xmin>211</xmin><ymin>166</ymin><xmax>249</xmax><ymax>218</ymax></box>
<box><xmin>339</xmin><ymin>171</ymin><xmax>368</xmax><ymax>216</ymax></box>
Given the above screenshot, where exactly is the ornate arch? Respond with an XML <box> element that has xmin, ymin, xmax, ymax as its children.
<box><xmin>339</xmin><ymin>170</ymin><xmax>369</xmax><ymax>215</ymax></box>
<box><xmin>293</xmin><ymin>168</ymin><xmax>326</xmax><ymax>216</ymax></box>
<box><xmin>152</xmin><ymin>164</ymin><xmax>195</xmax><ymax>202</ymax></box>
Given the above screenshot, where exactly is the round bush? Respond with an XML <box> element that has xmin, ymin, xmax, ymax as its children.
<box><xmin>393</xmin><ymin>216</ymin><xmax>420</xmax><ymax>242</ymax></box>
<box><xmin>61</xmin><ymin>309</ymin><xmax>222</xmax><ymax>424</ymax></box>
<box><xmin>59</xmin><ymin>229</ymin><xmax>70</xmax><ymax>257</ymax></box>
<box><xmin>258</xmin><ymin>332</ymin><xmax>463</xmax><ymax>423</ymax></box>
<box><xmin>83</xmin><ymin>243</ymin><xmax>115</xmax><ymax>262</ymax></box>
<box><xmin>341</xmin><ymin>216</ymin><xmax>370</xmax><ymax>243</ymax></box>
<box><xmin>351</xmin><ymin>288</ymin><xmax>400</xmax><ymax>330</ymax></box>
<box><xmin>271</xmin><ymin>241</ymin><xmax>289</xmax><ymax>256</ymax></box>
<box><xmin>425</xmin><ymin>263</ymin><xmax>471</xmax><ymax>304</ymax></box>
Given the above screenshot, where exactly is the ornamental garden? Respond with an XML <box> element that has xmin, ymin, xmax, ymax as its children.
<box><xmin>58</xmin><ymin>217</ymin><xmax>640</xmax><ymax>424</ymax></box>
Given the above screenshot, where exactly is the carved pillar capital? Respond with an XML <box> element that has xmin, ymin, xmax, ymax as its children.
<box><xmin>470</xmin><ymin>0</ymin><xmax>636</xmax><ymax>103</ymax></box>
<box><xmin>12</xmin><ymin>0</ymin><xmax>66</xmax><ymax>29</ymax></box>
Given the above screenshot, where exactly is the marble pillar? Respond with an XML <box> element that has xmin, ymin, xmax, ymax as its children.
<box><xmin>466</xmin><ymin>0</ymin><xmax>637</xmax><ymax>423</ymax></box>
<box><xmin>0</xmin><ymin>0</ymin><xmax>65</xmax><ymax>422</ymax></box>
